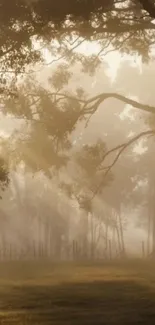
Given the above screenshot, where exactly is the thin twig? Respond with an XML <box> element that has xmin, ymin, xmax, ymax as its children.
<box><xmin>90</xmin><ymin>129</ymin><xmax>155</xmax><ymax>200</ymax></box>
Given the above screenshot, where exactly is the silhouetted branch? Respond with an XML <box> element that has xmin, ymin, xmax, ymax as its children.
<box><xmin>27</xmin><ymin>91</ymin><xmax>86</xmax><ymax>104</ymax></box>
<box><xmin>26</xmin><ymin>91</ymin><xmax>155</xmax><ymax>128</ymax></box>
<box><xmin>44</xmin><ymin>91</ymin><xmax>155</xmax><ymax>115</ymax></box>
<box><xmin>29</xmin><ymin>91</ymin><xmax>155</xmax><ymax>115</ymax></box>
<box><xmin>90</xmin><ymin>129</ymin><xmax>155</xmax><ymax>200</ymax></box>
<box><xmin>139</xmin><ymin>0</ymin><xmax>155</xmax><ymax>19</ymax></box>
<box><xmin>63</xmin><ymin>21</ymin><xmax>155</xmax><ymax>35</ymax></box>
<box><xmin>44</xmin><ymin>38</ymin><xmax>85</xmax><ymax>66</ymax></box>
<box><xmin>84</xmin><ymin>92</ymin><xmax>155</xmax><ymax>114</ymax></box>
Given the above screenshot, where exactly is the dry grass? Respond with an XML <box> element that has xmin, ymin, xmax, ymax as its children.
<box><xmin>0</xmin><ymin>259</ymin><xmax>155</xmax><ymax>324</ymax></box>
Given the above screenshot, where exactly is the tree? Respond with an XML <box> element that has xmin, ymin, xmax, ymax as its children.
<box><xmin>1</xmin><ymin>0</ymin><xmax>155</xmax><ymax>258</ymax></box>
<box><xmin>0</xmin><ymin>158</ymin><xmax>9</xmax><ymax>197</ymax></box>
<box><xmin>1</xmin><ymin>58</ymin><xmax>154</xmax><ymax>209</ymax></box>
<box><xmin>112</xmin><ymin>58</ymin><xmax>155</xmax><ymax>256</ymax></box>
<box><xmin>0</xmin><ymin>0</ymin><xmax>155</xmax><ymax>89</ymax></box>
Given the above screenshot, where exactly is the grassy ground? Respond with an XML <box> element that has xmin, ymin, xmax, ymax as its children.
<box><xmin>0</xmin><ymin>260</ymin><xmax>155</xmax><ymax>324</ymax></box>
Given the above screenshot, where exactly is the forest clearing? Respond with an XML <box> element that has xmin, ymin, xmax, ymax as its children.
<box><xmin>0</xmin><ymin>260</ymin><xmax>155</xmax><ymax>324</ymax></box>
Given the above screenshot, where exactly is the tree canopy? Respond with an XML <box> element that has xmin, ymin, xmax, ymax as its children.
<box><xmin>0</xmin><ymin>0</ymin><xmax>155</xmax><ymax>82</ymax></box>
<box><xmin>0</xmin><ymin>0</ymin><xmax>155</xmax><ymax>255</ymax></box>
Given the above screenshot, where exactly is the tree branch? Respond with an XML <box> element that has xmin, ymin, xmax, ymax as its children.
<box><xmin>27</xmin><ymin>91</ymin><xmax>86</xmax><ymax>104</ymax></box>
<box><xmin>32</xmin><ymin>91</ymin><xmax>155</xmax><ymax>115</ymax></box>
<box><xmin>89</xmin><ymin>129</ymin><xmax>155</xmax><ymax>201</ymax></box>
<box><xmin>44</xmin><ymin>38</ymin><xmax>85</xmax><ymax>66</ymax></box>
<box><xmin>139</xmin><ymin>0</ymin><xmax>155</xmax><ymax>19</ymax></box>
<box><xmin>29</xmin><ymin>91</ymin><xmax>155</xmax><ymax>115</ymax></box>
<box><xmin>84</xmin><ymin>92</ymin><xmax>155</xmax><ymax>115</ymax></box>
<box><xmin>62</xmin><ymin>21</ymin><xmax>155</xmax><ymax>35</ymax></box>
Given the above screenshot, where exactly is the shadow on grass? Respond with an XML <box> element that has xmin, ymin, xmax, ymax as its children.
<box><xmin>0</xmin><ymin>279</ymin><xmax>155</xmax><ymax>324</ymax></box>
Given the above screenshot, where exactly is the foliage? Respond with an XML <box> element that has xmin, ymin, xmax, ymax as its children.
<box><xmin>0</xmin><ymin>157</ymin><xmax>9</xmax><ymax>197</ymax></box>
<box><xmin>0</xmin><ymin>0</ymin><xmax>154</xmax><ymax>92</ymax></box>
<box><xmin>60</xmin><ymin>140</ymin><xmax>114</xmax><ymax>213</ymax></box>
<box><xmin>0</xmin><ymin>0</ymin><xmax>155</xmax><ymax>235</ymax></box>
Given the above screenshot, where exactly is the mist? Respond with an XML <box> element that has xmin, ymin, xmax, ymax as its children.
<box><xmin>0</xmin><ymin>56</ymin><xmax>154</xmax><ymax>260</ymax></box>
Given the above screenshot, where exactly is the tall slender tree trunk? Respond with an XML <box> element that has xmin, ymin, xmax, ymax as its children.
<box><xmin>117</xmin><ymin>204</ymin><xmax>125</xmax><ymax>257</ymax></box>
<box><xmin>150</xmin><ymin>184</ymin><xmax>155</xmax><ymax>257</ymax></box>
<box><xmin>104</xmin><ymin>220</ymin><xmax>109</xmax><ymax>258</ymax></box>
<box><xmin>112</xmin><ymin>225</ymin><xmax>117</xmax><ymax>257</ymax></box>
<box><xmin>44</xmin><ymin>220</ymin><xmax>49</xmax><ymax>257</ymax></box>
<box><xmin>152</xmin><ymin>205</ymin><xmax>155</xmax><ymax>255</ymax></box>
<box><xmin>90</xmin><ymin>214</ymin><xmax>95</xmax><ymax>259</ymax></box>
<box><xmin>147</xmin><ymin>201</ymin><xmax>151</xmax><ymax>256</ymax></box>
<box><xmin>118</xmin><ymin>213</ymin><xmax>125</xmax><ymax>256</ymax></box>
<box><xmin>38</xmin><ymin>216</ymin><xmax>42</xmax><ymax>257</ymax></box>
<box><xmin>116</xmin><ymin>224</ymin><xmax>122</xmax><ymax>255</ymax></box>
<box><xmin>80</xmin><ymin>212</ymin><xmax>89</xmax><ymax>259</ymax></box>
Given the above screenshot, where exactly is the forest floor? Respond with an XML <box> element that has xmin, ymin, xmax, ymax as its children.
<box><xmin>0</xmin><ymin>259</ymin><xmax>155</xmax><ymax>324</ymax></box>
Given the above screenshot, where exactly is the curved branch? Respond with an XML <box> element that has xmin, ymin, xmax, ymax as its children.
<box><xmin>85</xmin><ymin>93</ymin><xmax>155</xmax><ymax>115</ymax></box>
<box><xmin>90</xmin><ymin>129</ymin><xmax>155</xmax><ymax>201</ymax></box>
<box><xmin>30</xmin><ymin>91</ymin><xmax>155</xmax><ymax>115</ymax></box>
<box><xmin>29</xmin><ymin>91</ymin><xmax>155</xmax><ymax>115</ymax></box>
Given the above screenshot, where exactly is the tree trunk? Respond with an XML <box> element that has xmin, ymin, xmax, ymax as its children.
<box><xmin>147</xmin><ymin>201</ymin><xmax>151</xmax><ymax>256</ymax></box>
<box><xmin>44</xmin><ymin>220</ymin><xmax>49</xmax><ymax>257</ymax></box>
<box><xmin>90</xmin><ymin>213</ymin><xmax>95</xmax><ymax>260</ymax></box>
<box><xmin>115</xmin><ymin>224</ymin><xmax>122</xmax><ymax>256</ymax></box>
<box><xmin>152</xmin><ymin>206</ymin><xmax>155</xmax><ymax>254</ymax></box>
<box><xmin>150</xmin><ymin>184</ymin><xmax>155</xmax><ymax>257</ymax></box>
<box><xmin>118</xmin><ymin>212</ymin><xmax>125</xmax><ymax>256</ymax></box>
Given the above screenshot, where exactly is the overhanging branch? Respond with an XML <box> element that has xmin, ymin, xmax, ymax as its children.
<box><xmin>84</xmin><ymin>93</ymin><xmax>155</xmax><ymax>115</ymax></box>
<box><xmin>31</xmin><ymin>91</ymin><xmax>155</xmax><ymax>115</ymax></box>
<box><xmin>139</xmin><ymin>0</ymin><xmax>155</xmax><ymax>19</ymax></box>
<box><xmin>88</xmin><ymin>129</ymin><xmax>155</xmax><ymax>201</ymax></box>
